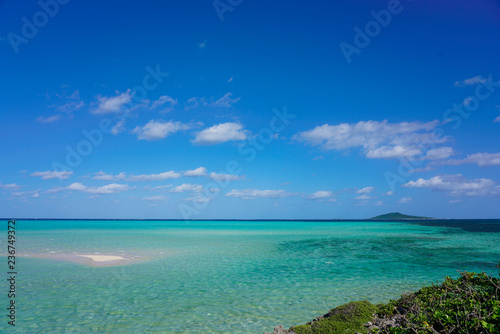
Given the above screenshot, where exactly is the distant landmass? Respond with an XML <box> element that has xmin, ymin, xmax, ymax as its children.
<box><xmin>370</xmin><ymin>212</ymin><xmax>432</xmax><ymax>220</ymax></box>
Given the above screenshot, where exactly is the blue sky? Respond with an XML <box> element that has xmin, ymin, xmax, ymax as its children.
<box><xmin>1</xmin><ymin>0</ymin><xmax>499</xmax><ymax>219</ymax></box>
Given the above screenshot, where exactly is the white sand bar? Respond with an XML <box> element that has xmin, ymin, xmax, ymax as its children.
<box><xmin>21</xmin><ymin>253</ymin><xmax>138</xmax><ymax>267</ymax></box>
<box><xmin>77</xmin><ymin>255</ymin><xmax>127</xmax><ymax>262</ymax></box>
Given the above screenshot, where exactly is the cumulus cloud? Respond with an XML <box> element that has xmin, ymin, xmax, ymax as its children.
<box><xmin>170</xmin><ymin>183</ymin><xmax>203</xmax><ymax>193</ymax></box>
<box><xmin>133</xmin><ymin>120</ymin><xmax>190</xmax><ymax>140</ymax></box>
<box><xmin>439</xmin><ymin>152</ymin><xmax>500</xmax><ymax>167</ymax></box>
<box><xmin>151</xmin><ymin>95</ymin><xmax>177</xmax><ymax>113</ymax></box>
<box><xmin>453</xmin><ymin>75</ymin><xmax>488</xmax><ymax>87</ymax></box>
<box><xmin>66</xmin><ymin>182</ymin><xmax>133</xmax><ymax>194</ymax></box>
<box><xmin>209</xmin><ymin>92</ymin><xmax>240</xmax><ymax>108</ymax></box>
<box><xmin>424</xmin><ymin>147</ymin><xmax>454</xmax><ymax>160</ymax></box>
<box><xmin>36</xmin><ymin>115</ymin><xmax>61</xmax><ymax>124</ymax></box>
<box><xmin>0</xmin><ymin>183</ymin><xmax>21</xmax><ymax>190</ymax></box>
<box><xmin>307</xmin><ymin>191</ymin><xmax>333</xmax><ymax>199</ymax></box>
<box><xmin>126</xmin><ymin>171</ymin><xmax>181</xmax><ymax>181</ymax></box>
<box><xmin>93</xmin><ymin>90</ymin><xmax>132</xmax><ymax>114</ymax></box>
<box><xmin>209</xmin><ymin>172</ymin><xmax>244</xmax><ymax>181</ymax></box>
<box><xmin>494</xmin><ymin>116</ymin><xmax>500</xmax><ymax>123</ymax></box>
<box><xmin>366</xmin><ymin>145</ymin><xmax>422</xmax><ymax>159</ymax></box>
<box><xmin>355</xmin><ymin>194</ymin><xmax>371</xmax><ymax>200</ymax></box>
<box><xmin>11</xmin><ymin>189</ymin><xmax>40</xmax><ymax>200</ymax></box>
<box><xmin>92</xmin><ymin>171</ymin><xmax>115</xmax><ymax>181</ymax></box>
<box><xmin>184</xmin><ymin>97</ymin><xmax>206</xmax><ymax>111</ymax></box>
<box><xmin>31</xmin><ymin>171</ymin><xmax>73</xmax><ymax>180</ymax></box>
<box><xmin>184</xmin><ymin>167</ymin><xmax>208</xmax><ymax>177</ymax></box>
<box><xmin>225</xmin><ymin>189</ymin><xmax>297</xmax><ymax>200</ymax></box>
<box><xmin>307</xmin><ymin>191</ymin><xmax>336</xmax><ymax>201</ymax></box>
<box><xmin>382</xmin><ymin>190</ymin><xmax>394</xmax><ymax>196</ymax></box>
<box><xmin>402</xmin><ymin>174</ymin><xmax>498</xmax><ymax>197</ymax></box>
<box><xmin>398</xmin><ymin>197</ymin><xmax>413</xmax><ymax>204</ymax></box>
<box><xmin>193</xmin><ymin>122</ymin><xmax>248</xmax><ymax>145</ymax></box>
<box><xmin>294</xmin><ymin>120</ymin><xmax>447</xmax><ymax>159</ymax></box>
<box><xmin>356</xmin><ymin>187</ymin><xmax>374</xmax><ymax>194</ymax></box>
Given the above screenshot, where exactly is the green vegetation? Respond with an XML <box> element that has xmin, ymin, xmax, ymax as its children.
<box><xmin>287</xmin><ymin>262</ymin><xmax>500</xmax><ymax>334</ymax></box>
<box><xmin>292</xmin><ymin>301</ymin><xmax>378</xmax><ymax>334</ymax></box>
<box><xmin>378</xmin><ymin>268</ymin><xmax>500</xmax><ymax>333</ymax></box>
<box><xmin>370</xmin><ymin>212</ymin><xmax>431</xmax><ymax>220</ymax></box>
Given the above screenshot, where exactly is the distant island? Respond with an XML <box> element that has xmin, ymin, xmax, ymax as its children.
<box><xmin>370</xmin><ymin>212</ymin><xmax>432</xmax><ymax>220</ymax></box>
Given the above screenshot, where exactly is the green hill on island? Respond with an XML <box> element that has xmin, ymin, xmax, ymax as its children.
<box><xmin>370</xmin><ymin>212</ymin><xmax>432</xmax><ymax>220</ymax></box>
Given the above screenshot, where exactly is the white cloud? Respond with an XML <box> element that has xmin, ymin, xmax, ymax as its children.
<box><xmin>92</xmin><ymin>171</ymin><xmax>115</xmax><ymax>181</ymax></box>
<box><xmin>151</xmin><ymin>95</ymin><xmax>177</xmax><ymax>113</ymax></box>
<box><xmin>57</xmin><ymin>100</ymin><xmax>84</xmax><ymax>113</ymax></box>
<box><xmin>356</xmin><ymin>187</ymin><xmax>374</xmax><ymax>194</ymax></box>
<box><xmin>225</xmin><ymin>189</ymin><xmax>297</xmax><ymax>200</ymax></box>
<box><xmin>355</xmin><ymin>194</ymin><xmax>371</xmax><ymax>200</ymax></box>
<box><xmin>382</xmin><ymin>190</ymin><xmax>394</xmax><ymax>196</ymax></box>
<box><xmin>127</xmin><ymin>171</ymin><xmax>181</xmax><ymax>181</ymax></box>
<box><xmin>143</xmin><ymin>195</ymin><xmax>168</xmax><ymax>202</ymax></box>
<box><xmin>45</xmin><ymin>187</ymin><xmax>64</xmax><ymax>194</ymax></box>
<box><xmin>294</xmin><ymin>120</ymin><xmax>447</xmax><ymax>159</ymax></box>
<box><xmin>453</xmin><ymin>75</ymin><xmax>488</xmax><ymax>87</ymax></box>
<box><xmin>184</xmin><ymin>97</ymin><xmax>206</xmax><ymax>111</ymax></box>
<box><xmin>170</xmin><ymin>183</ymin><xmax>203</xmax><ymax>193</ymax></box>
<box><xmin>424</xmin><ymin>147</ymin><xmax>454</xmax><ymax>160</ymax></box>
<box><xmin>11</xmin><ymin>189</ymin><xmax>40</xmax><ymax>200</ymax></box>
<box><xmin>402</xmin><ymin>174</ymin><xmax>498</xmax><ymax>197</ymax></box>
<box><xmin>209</xmin><ymin>172</ymin><xmax>244</xmax><ymax>181</ymax></box>
<box><xmin>228</xmin><ymin>77</ymin><xmax>233</xmax><ymax>83</ymax></box>
<box><xmin>494</xmin><ymin>116</ymin><xmax>500</xmax><ymax>123</ymax></box>
<box><xmin>111</xmin><ymin>119</ymin><xmax>126</xmax><ymax>135</ymax></box>
<box><xmin>93</xmin><ymin>90</ymin><xmax>132</xmax><ymax>114</ymax></box>
<box><xmin>31</xmin><ymin>171</ymin><xmax>73</xmax><ymax>180</ymax></box>
<box><xmin>66</xmin><ymin>182</ymin><xmax>133</xmax><ymax>194</ymax></box>
<box><xmin>209</xmin><ymin>93</ymin><xmax>240</xmax><ymax>108</ymax></box>
<box><xmin>0</xmin><ymin>183</ymin><xmax>21</xmax><ymax>190</ymax></box>
<box><xmin>398</xmin><ymin>197</ymin><xmax>413</xmax><ymax>204</ymax></box>
<box><xmin>146</xmin><ymin>185</ymin><xmax>172</xmax><ymax>191</ymax></box>
<box><xmin>198</xmin><ymin>40</ymin><xmax>207</xmax><ymax>49</ymax></box>
<box><xmin>36</xmin><ymin>115</ymin><xmax>61</xmax><ymax>124</ymax></box>
<box><xmin>133</xmin><ymin>120</ymin><xmax>190</xmax><ymax>140</ymax></box>
<box><xmin>440</xmin><ymin>152</ymin><xmax>500</xmax><ymax>167</ymax></box>
<box><xmin>307</xmin><ymin>191</ymin><xmax>334</xmax><ymax>200</ymax></box>
<box><xmin>184</xmin><ymin>196</ymin><xmax>212</xmax><ymax>203</ymax></box>
<box><xmin>193</xmin><ymin>122</ymin><xmax>248</xmax><ymax>145</ymax></box>
<box><xmin>184</xmin><ymin>167</ymin><xmax>208</xmax><ymax>177</ymax></box>
<box><xmin>366</xmin><ymin>145</ymin><xmax>422</xmax><ymax>159</ymax></box>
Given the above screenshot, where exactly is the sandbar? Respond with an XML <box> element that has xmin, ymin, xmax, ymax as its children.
<box><xmin>77</xmin><ymin>255</ymin><xmax>126</xmax><ymax>262</ymax></box>
<box><xmin>21</xmin><ymin>253</ymin><xmax>138</xmax><ymax>267</ymax></box>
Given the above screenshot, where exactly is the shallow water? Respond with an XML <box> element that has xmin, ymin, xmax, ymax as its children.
<box><xmin>1</xmin><ymin>220</ymin><xmax>499</xmax><ymax>333</ymax></box>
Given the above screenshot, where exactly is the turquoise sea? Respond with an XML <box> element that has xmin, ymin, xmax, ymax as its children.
<box><xmin>1</xmin><ymin>220</ymin><xmax>499</xmax><ymax>333</ymax></box>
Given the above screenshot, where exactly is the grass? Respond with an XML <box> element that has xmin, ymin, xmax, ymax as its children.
<box><xmin>292</xmin><ymin>300</ymin><xmax>378</xmax><ymax>334</ymax></box>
